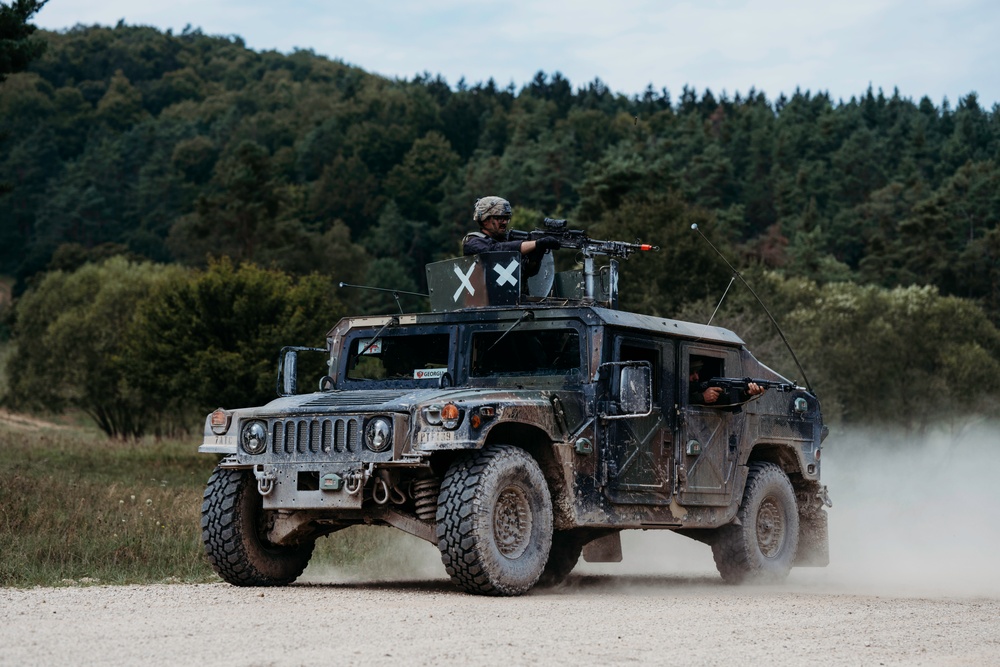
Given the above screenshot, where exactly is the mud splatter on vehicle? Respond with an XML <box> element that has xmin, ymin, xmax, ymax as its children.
<box><xmin>200</xmin><ymin>248</ymin><xmax>831</xmax><ymax>596</ymax></box>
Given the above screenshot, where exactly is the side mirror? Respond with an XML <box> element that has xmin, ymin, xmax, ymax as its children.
<box><xmin>599</xmin><ymin>361</ymin><xmax>653</xmax><ymax>420</ymax></box>
<box><xmin>276</xmin><ymin>346</ymin><xmax>328</xmax><ymax>397</ymax></box>
<box><xmin>282</xmin><ymin>349</ymin><xmax>298</xmax><ymax>395</ymax></box>
<box><xmin>619</xmin><ymin>365</ymin><xmax>652</xmax><ymax>414</ymax></box>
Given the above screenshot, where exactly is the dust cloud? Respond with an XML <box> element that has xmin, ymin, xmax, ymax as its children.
<box><xmin>804</xmin><ymin>422</ymin><xmax>1000</xmax><ymax>596</ymax></box>
<box><xmin>583</xmin><ymin>422</ymin><xmax>1000</xmax><ymax>597</ymax></box>
<box><xmin>298</xmin><ymin>528</ymin><xmax>447</xmax><ymax>586</ymax></box>
<box><xmin>301</xmin><ymin>422</ymin><xmax>1000</xmax><ymax>596</ymax></box>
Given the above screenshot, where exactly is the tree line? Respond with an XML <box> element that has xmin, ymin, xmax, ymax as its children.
<box><xmin>2</xmin><ymin>21</ymin><xmax>999</xmax><ymax>435</ymax></box>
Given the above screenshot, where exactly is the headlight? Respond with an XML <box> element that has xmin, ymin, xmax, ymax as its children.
<box><xmin>241</xmin><ymin>420</ymin><xmax>268</xmax><ymax>455</ymax></box>
<box><xmin>365</xmin><ymin>417</ymin><xmax>393</xmax><ymax>452</ymax></box>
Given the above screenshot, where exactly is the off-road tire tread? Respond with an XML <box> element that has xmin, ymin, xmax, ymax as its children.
<box><xmin>436</xmin><ymin>445</ymin><xmax>552</xmax><ymax>596</ymax></box>
<box><xmin>711</xmin><ymin>461</ymin><xmax>799</xmax><ymax>584</ymax></box>
<box><xmin>201</xmin><ymin>467</ymin><xmax>314</xmax><ymax>587</ymax></box>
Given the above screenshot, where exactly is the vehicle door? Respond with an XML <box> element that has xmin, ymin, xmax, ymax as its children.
<box><xmin>601</xmin><ymin>334</ymin><xmax>675</xmax><ymax>506</ymax></box>
<box><xmin>676</xmin><ymin>344</ymin><xmax>744</xmax><ymax>506</ymax></box>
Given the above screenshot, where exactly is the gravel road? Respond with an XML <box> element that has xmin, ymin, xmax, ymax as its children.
<box><xmin>3</xmin><ymin>535</ymin><xmax>999</xmax><ymax>667</ymax></box>
<box><xmin>4</xmin><ymin>428</ymin><xmax>999</xmax><ymax>666</ymax></box>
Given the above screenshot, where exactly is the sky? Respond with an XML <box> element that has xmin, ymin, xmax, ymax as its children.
<box><xmin>34</xmin><ymin>0</ymin><xmax>1000</xmax><ymax>108</ymax></box>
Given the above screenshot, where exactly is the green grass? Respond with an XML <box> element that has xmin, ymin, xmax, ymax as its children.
<box><xmin>0</xmin><ymin>421</ymin><xmax>217</xmax><ymax>586</ymax></box>
<box><xmin>0</xmin><ymin>418</ymin><xmax>436</xmax><ymax>588</ymax></box>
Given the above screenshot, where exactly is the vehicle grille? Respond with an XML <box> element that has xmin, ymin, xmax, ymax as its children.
<box><xmin>270</xmin><ymin>416</ymin><xmax>362</xmax><ymax>455</ymax></box>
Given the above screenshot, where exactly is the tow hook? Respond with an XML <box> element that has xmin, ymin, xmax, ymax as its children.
<box><xmin>253</xmin><ymin>465</ymin><xmax>276</xmax><ymax>496</ymax></box>
<box><xmin>345</xmin><ymin>462</ymin><xmax>375</xmax><ymax>496</ymax></box>
<box><xmin>817</xmin><ymin>485</ymin><xmax>833</xmax><ymax>508</ymax></box>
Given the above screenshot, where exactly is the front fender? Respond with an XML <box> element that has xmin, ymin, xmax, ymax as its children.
<box><xmin>411</xmin><ymin>396</ymin><xmax>562</xmax><ymax>452</ymax></box>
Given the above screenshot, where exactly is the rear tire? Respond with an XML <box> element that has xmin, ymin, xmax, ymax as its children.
<box><xmin>436</xmin><ymin>445</ymin><xmax>553</xmax><ymax>596</ymax></box>
<box><xmin>201</xmin><ymin>467</ymin><xmax>314</xmax><ymax>586</ymax></box>
<box><xmin>712</xmin><ymin>462</ymin><xmax>799</xmax><ymax>584</ymax></box>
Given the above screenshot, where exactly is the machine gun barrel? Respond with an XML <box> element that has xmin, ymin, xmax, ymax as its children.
<box><xmin>508</xmin><ymin>217</ymin><xmax>658</xmax><ymax>259</ymax></box>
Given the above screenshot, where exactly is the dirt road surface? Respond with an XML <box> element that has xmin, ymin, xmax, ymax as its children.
<box><xmin>4</xmin><ymin>428</ymin><xmax>1000</xmax><ymax>665</ymax></box>
<box><xmin>3</xmin><ymin>545</ymin><xmax>999</xmax><ymax>667</ymax></box>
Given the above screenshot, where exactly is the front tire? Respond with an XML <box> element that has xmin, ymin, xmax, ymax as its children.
<box><xmin>436</xmin><ymin>445</ymin><xmax>553</xmax><ymax>596</ymax></box>
<box><xmin>201</xmin><ymin>467</ymin><xmax>314</xmax><ymax>586</ymax></box>
<box><xmin>711</xmin><ymin>462</ymin><xmax>799</xmax><ymax>584</ymax></box>
<box><xmin>536</xmin><ymin>530</ymin><xmax>585</xmax><ymax>588</ymax></box>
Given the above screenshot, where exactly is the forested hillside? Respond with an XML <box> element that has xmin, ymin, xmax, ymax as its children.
<box><xmin>2</xmin><ymin>23</ymin><xmax>999</xmax><ymax>433</ymax></box>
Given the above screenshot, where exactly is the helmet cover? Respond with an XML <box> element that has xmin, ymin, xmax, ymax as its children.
<box><xmin>473</xmin><ymin>196</ymin><xmax>512</xmax><ymax>223</ymax></box>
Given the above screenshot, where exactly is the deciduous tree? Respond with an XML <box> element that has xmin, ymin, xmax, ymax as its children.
<box><xmin>5</xmin><ymin>257</ymin><xmax>186</xmax><ymax>437</ymax></box>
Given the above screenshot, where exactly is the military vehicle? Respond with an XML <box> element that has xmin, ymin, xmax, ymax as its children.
<box><xmin>199</xmin><ymin>240</ymin><xmax>831</xmax><ymax>596</ymax></box>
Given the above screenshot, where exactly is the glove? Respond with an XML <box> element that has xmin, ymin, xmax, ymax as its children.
<box><xmin>535</xmin><ymin>236</ymin><xmax>561</xmax><ymax>252</ymax></box>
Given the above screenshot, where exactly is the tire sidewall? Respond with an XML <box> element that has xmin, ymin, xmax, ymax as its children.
<box><xmin>233</xmin><ymin>471</ymin><xmax>306</xmax><ymax>581</ymax></box>
<box><xmin>436</xmin><ymin>444</ymin><xmax>554</xmax><ymax>596</ymax></box>
<box><xmin>473</xmin><ymin>449</ymin><xmax>553</xmax><ymax>593</ymax></box>
<box><xmin>740</xmin><ymin>465</ymin><xmax>799</xmax><ymax>580</ymax></box>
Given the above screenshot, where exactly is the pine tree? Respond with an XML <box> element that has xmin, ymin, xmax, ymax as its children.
<box><xmin>0</xmin><ymin>0</ymin><xmax>48</xmax><ymax>83</ymax></box>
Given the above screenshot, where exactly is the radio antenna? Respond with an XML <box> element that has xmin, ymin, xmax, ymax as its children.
<box><xmin>339</xmin><ymin>282</ymin><xmax>429</xmax><ymax>315</ymax></box>
<box><xmin>706</xmin><ymin>276</ymin><xmax>735</xmax><ymax>327</ymax></box>
<box><xmin>691</xmin><ymin>224</ymin><xmax>813</xmax><ymax>392</ymax></box>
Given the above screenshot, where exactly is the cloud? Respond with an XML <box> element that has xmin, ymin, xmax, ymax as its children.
<box><xmin>34</xmin><ymin>0</ymin><xmax>1000</xmax><ymax>104</ymax></box>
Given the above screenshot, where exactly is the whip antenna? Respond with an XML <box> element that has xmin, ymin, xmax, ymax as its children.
<box><xmin>691</xmin><ymin>224</ymin><xmax>813</xmax><ymax>392</ymax></box>
<box><xmin>339</xmin><ymin>282</ymin><xmax>429</xmax><ymax>315</ymax></box>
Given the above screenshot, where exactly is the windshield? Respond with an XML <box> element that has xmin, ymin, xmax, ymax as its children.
<box><xmin>345</xmin><ymin>333</ymin><xmax>451</xmax><ymax>382</ymax></box>
<box><xmin>471</xmin><ymin>329</ymin><xmax>581</xmax><ymax>377</ymax></box>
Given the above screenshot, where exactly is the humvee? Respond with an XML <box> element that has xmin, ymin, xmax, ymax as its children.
<box><xmin>199</xmin><ymin>250</ymin><xmax>831</xmax><ymax>596</ymax></box>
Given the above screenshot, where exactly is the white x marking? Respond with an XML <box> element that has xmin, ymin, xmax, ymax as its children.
<box><xmin>494</xmin><ymin>258</ymin><xmax>519</xmax><ymax>287</ymax></box>
<box><xmin>453</xmin><ymin>263</ymin><xmax>476</xmax><ymax>301</ymax></box>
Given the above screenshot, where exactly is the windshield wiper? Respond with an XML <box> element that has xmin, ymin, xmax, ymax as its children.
<box><xmin>472</xmin><ymin>311</ymin><xmax>537</xmax><ymax>377</ymax></box>
<box><xmin>359</xmin><ymin>315</ymin><xmax>399</xmax><ymax>356</ymax></box>
<box><xmin>487</xmin><ymin>310</ymin><xmax>534</xmax><ymax>353</ymax></box>
<box><xmin>475</xmin><ymin>310</ymin><xmax>535</xmax><ymax>378</ymax></box>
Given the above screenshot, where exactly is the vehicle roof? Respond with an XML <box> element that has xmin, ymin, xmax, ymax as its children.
<box><xmin>329</xmin><ymin>304</ymin><xmax>745</xmax><ymax>347</ymax></box>
<box><xmin>589</xmin><ymin>306</ymin><xmax>744</xmax><ymax>345</ymax></box>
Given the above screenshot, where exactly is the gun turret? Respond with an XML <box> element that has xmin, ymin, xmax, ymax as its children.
<box><xmin>507</xmin><ymin>218</ymin><xmax>658</xmax><ymax>304</ymax></box>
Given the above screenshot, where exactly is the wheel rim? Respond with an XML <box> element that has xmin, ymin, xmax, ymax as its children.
<box><xmin>756</xmin><ymin>496</ymin><xmax>786</xmax><ymax>559</ymax></box>
<box><xmin>493</xmin><ymin>485</ymin><xmax>532</xmax><ymax>559</ymax></box>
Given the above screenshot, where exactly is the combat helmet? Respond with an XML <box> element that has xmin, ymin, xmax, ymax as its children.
<box><xmin>473</xmin><ymin>196</ymin><xmax>511</xmax><ymax>224</ymax></box>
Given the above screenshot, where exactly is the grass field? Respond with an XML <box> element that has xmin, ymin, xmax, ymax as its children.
<box><xmin>0</xmin><ymin>416</ymin><xmax>439</xmax><ymax>588</ymax></box>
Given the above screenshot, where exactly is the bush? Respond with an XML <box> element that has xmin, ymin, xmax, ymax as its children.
<box><xmin>124</xmin><ymin>258</ymin><xmax>346</xmax><ymax>420</ymax></box>
<box><xmin>4</xmin><ymin>257</ymin><xmax>346</xmax><ymax>437</ymax></box>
